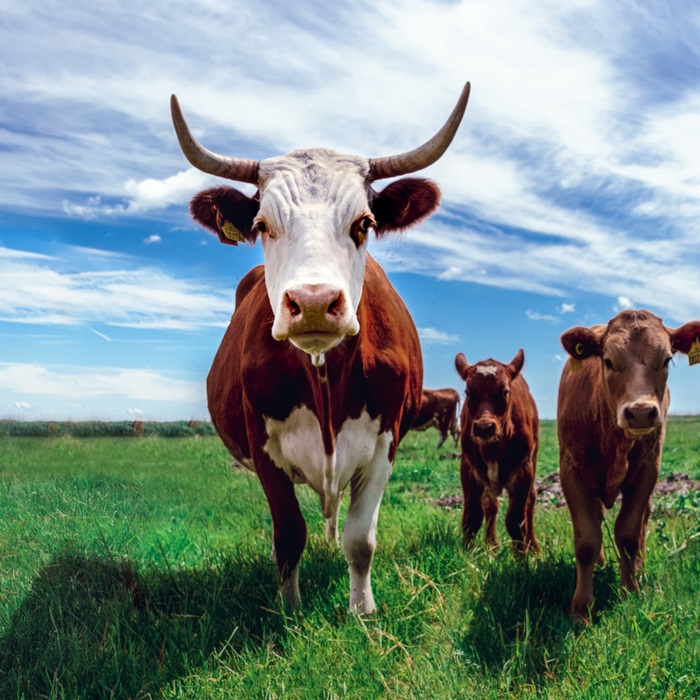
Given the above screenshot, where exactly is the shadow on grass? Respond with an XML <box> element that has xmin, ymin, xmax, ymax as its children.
<box><xmin>0</xmin><ymin>543</ymin><xmax>347</xmax><ymax>699</ymax></box>
<box><xmin>458</xmin><ymin>549</ymin><xmax>619</xmax><ymax>683</ymax></box>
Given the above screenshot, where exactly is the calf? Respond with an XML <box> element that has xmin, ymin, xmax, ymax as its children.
<box><xmin>557</xmin><ymin>309</ymin><xmax>700</xmax><ymax>620</ymax></box>
<box><xmin>454</xmin><ymin>349</ymin><xmax>540</xmax><ymax>554</ymax></box>
<box><xmin>412</xmin><ymin>388</ymin><xmax>460</xmax><ymax>448</ymax></box>
<box><xmin>172</xmin><ymin>83</ymin><xmax>471</xmax><ymax>613</ymax></box>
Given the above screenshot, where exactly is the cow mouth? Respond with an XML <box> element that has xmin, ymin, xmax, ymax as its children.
<box><xmin>624</xmin><ymin>426</ymin><xmax>656</xmax><ymax>438</ymax></box>
<box><xmin>287</xmin><ymin>331</ymin><xmax>345</xmax><ymax>356</ymax></box>
<box><xmin>472</xmin><ymin>434</ymin><xmax>501</xmax><ymax>445</ymax></box>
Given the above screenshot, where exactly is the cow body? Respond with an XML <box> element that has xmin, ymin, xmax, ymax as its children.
<box><xmin>171</xmin><ymin>83</ymin><xmax>471</xmax><ymax>612</ymax></box>
<box><xmin>454</xmin><ymin>349</ymin><xmax>540</xmax><ymax>554</ymax></box>
<box><xmin>411</xmin><ymin>388</ymin><xmax>460</xmax><ymax>448</ymax></box>
<box><xmin>557</xmin><ymin>309</ymin><xmax>700</xmax><ymax>620</ymax></box>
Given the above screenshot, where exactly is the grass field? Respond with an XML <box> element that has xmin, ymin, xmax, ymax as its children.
<box><xmin>0</xmin><ymin>418</ymin><xmax>699</xmax><ymax>699</ymax></box>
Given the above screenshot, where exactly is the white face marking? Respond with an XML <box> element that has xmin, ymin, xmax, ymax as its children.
<box><xmin>476</xmin><ymin>364</ymin><xmax>499</xmax><ymax>376</ymax></box>
<box><xmin>257</xmin><ymin>149</ymin><xmax>370</xmax><ymax>355</ymax></box>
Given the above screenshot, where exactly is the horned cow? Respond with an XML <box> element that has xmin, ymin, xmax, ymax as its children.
<box><xmin>172</xmin><ymin>83</ymin><xmax>471</xmax><ymax>613</ymax></box>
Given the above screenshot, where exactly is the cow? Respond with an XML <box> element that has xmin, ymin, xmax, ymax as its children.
<box><xmin>171</xmin><ymin>83</ymin><xmax>471</xmax><ymax>613</ymax></box>
<box><xmin>411</xmin><ymin>388</ymin><xmax>460</xmax><ymax>448</ymax></box>
<box><xmin>557</xmin><ymin>309</ymin><xmax>700</xmax><ymax>621</ymax></box>
<box><xmin>454</xmin><ymin>349</ymin><xmax>540</xmax><ymax>555</ymax></box>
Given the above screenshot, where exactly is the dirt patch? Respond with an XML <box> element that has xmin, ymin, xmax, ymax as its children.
<box><xmin>434</xmin><ymin>471</ymin><xmax>700</xmax><ymax>510</ymax></box>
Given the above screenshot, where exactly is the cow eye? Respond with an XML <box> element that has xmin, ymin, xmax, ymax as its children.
<box><xmin>663</xmin><ymin>356</ymin><xmax>672</xmax><ymax>368</ymax></box>
<box><xmin>351</xmin><ymin>215</ymin><xmax>374</xmax><ymax>247</ymax></box>
<box><xmin>255</xmin><ymin>220</ymin><xmax>268</xmax><ymax>235</ymax></box>
<box><xmin>604</xmin><ymin>358</ymin><xmax>614</xmax><ymax>370</ymax></box>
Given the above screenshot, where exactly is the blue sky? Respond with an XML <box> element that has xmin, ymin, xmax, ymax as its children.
<box><xmin>1</xmin><ymin>0</ymin><xmax>699</xmax><ymax>421</ymax></box>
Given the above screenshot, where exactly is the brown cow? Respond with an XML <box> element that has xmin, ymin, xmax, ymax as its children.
<box><xmin>171</xmin><ymin>83</ymin><xmax>471</xmax><ymax>613</ymax></box>
<box><xmin>558</xmin><ymin>309</ymin><xmax>700</xmax><ymax>620</ymax></box>
<box><xmin>454</xmin><ymin>349</ymin><xmax>540</xmax><ymax>554</ymax></box>
<box><xmin>412</xmin><ymin>388</ymin><xmax>460</xmax><ymax>448</ymax></box>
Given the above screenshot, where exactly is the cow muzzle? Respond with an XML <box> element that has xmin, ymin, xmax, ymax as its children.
<box><xmin>471</xmin><ymin>419</ymin><xmax>500</xmax><ymax>444</ymax></box>
<box><xmin>272</xmin><ymin>283</ymin><xmax>360</xmax><ymax>354</ymax></box>
<box><xmin>617</xmin><ymin>399</ymin><xmax>661</xmax><ymax>435</ymax></box>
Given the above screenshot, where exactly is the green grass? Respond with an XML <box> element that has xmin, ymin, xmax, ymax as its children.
<box><xmin>0</xmin><ymin>418</ymin><xmax>699</xmax><ymax>698</ymax></box>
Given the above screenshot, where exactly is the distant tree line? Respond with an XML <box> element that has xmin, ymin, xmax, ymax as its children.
<box><xmin>0</xmin><ymin>420</ymin><xmax>216</xmax><ymax>438</ymax></box>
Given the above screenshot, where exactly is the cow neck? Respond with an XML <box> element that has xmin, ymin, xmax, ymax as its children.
<box><xmin>312</xmin><ymin>359</ymin><xmax>336</xmax><ymax>457</ymax></box>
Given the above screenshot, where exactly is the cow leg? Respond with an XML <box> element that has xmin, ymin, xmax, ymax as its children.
<box><xmin>615</xmin><ymin>493</ymin><xmax>653</xmax><ymax>594</ymax></box>
<box><xmin>460</xmin><ymin>461</ymin><xmax>484</xmax><ymax>547</ymax></box>
<box><xmin>436</xmin><ymin>432</ymin><xmax>447</xmax><ymax>449</ymax></box>
<box><xmin>505</xmin><ymin>472</ymin><xmax>539</xmax><ymax>555</ymax></box>
<box><xmin>561</xmin><ymin>467</ymin><xmax>604</xmax><ymax>621</ymax></box>
<box><xmin>341</xmin><ymin>434</ymin><xmax>393</xmax><ymax>614</ymax></box>
<box><xmin>256</xmin><ymin>460</ymin><xmax>307</xmax><ymax>611</ymax></box>
<box><xmin>324</xmin><ymin>489</ymin><xmax>344</xmax><ymax>545</ymax></box>
<box><xmin>481</xmin><ymin>490</ymin><xmax>500</xmax><ymax>548</ymax></box>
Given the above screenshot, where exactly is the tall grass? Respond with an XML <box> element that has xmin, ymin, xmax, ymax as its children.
<box><xmin>0</xmin><ymin>418</ymin><xmax>698</xmax><ymax>698</ymax></box>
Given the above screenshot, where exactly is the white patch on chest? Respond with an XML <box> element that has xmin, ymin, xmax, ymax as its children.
<box><xmin>476</xmin><ymin>364</ymin><xmax>498</xmax><ymax>376</ymax></box>
<box><xmin>263</xmin><ymin>406</ymin><xmax>385</xmax><ymax>509</ymax></box>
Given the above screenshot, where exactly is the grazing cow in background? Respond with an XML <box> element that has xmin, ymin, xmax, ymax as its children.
<box><xmin>558</xmin><ymin>309</ymin><xmax>700</xmax><ymax>621</ymax></box>
<box><xmin>454</xmin><ymin>349</ymin><xmax>540</xmax><ymax>554</ymax></box>
<box><xmin>171</xmin><ymin>83</ymin><xmax>471</xmax><ymax>613</ymax></box>
<box><xmin>412</xmin><ymin>388</ymin><xmax>460</xmax><ymax>448</ymax></box>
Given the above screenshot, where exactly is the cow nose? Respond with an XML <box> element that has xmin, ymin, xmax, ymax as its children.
<box><xmin>284</xmin><ymin>284</ymin><xmax>346</xmax><ymax>324</ymax></box>
<box><xmin>623</xmin><ymin>402</ymin><xmax>659</xmax><ymax>428</ymax></box>
<box><xmin>472</xmin><ymin>420</ymin><xmax>497</xmax><ymax>439</ymax></box>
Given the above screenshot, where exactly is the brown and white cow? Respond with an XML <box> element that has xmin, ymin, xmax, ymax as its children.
<box><xmin>411</xmin><ymin>388</ymin><xmax>460</xmax><ymax>448</ymax></box>
<box><xmin>171</xmin><ymin>83</ymin><xmax>471</xmax><ymax>613</ymax></box>
<box><xmin>454</xmin><ymin>349</ymin><xmax>540</xmax><ymax>554</ymax></box>
<box><xmin>557</xmin><ymin>309</ymin><xmax>700</xmax><ymax>620</ymax></box>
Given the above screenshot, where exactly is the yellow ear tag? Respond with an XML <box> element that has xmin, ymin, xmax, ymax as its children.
<box><xmin>689</xmin><ymin>338</ymin><xmax>700</xmax><ymax>367</ymax></box>
<box><xmin>569</xmin><ymin>342</ymin><xmax>585</xmax><ymax>372</ymax></box>
<box><xmin>221</xmin><ymin>221</ymin><xmax>245</xmax><ymax>244</ymax></box>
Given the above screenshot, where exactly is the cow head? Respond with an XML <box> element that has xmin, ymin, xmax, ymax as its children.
<box><xmin>561</xmin><ymin>310</ymin><xmax>700</xmax><ymax>436</ymax></box>
<box><xmin>455</xmin><ymin>349</ymin><xmax>525</xmax><ymax>444</ymax></box>
<box><xmin>172</xmin><ymin>84</ymin><xmax>471</xmax><ymax>363</ymax></box>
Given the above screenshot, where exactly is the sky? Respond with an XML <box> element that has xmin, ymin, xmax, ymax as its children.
<box><xmin>1</xmin><ymin>0</ymin><xmax>699</xmax><ymax>422</ymax></box>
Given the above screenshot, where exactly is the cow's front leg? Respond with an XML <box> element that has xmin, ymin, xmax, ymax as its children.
<box><xmin>505</xmin><ymin>469</ymin><xmax>540</xmax><ymax>555</ymax></box>
<box><xmin>481</xmin><ymin>489</ymin><xmax>500</xmax><ymax>548</ymax></box>
<box><xmin>461</xmin><ymin>459</ymin><xmax>484</xmax><ymax>547</ymax></box>
<box><xmin>615</xmin><ymin>492</ymin><xmax>653</xmax><ymax>594</ymax></box>
<box><xmin>561</xmin><ymin>465</ymin><xmax>604</xmax><ymax>621</ymax></box>
<box><xmin>342</xmin><ymin>433</ymin><xmax>393</xmax><ymax>614</ymax></box>
<box><xmin>256</xmin><ymin>455</ymin><xmax>307</xmax><ymax>611</ymax></box>
<box><xmin>324</xmin><ymin>489</ymin><xmax>344</xmax><ymax>545</ymax></box>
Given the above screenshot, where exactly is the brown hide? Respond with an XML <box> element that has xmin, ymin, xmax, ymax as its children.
<box><xmin>207</xmin><ymin>253</ymin><xmax>422</xmax><ymax>603</ymax></box>
<box><xmin>454</xmin><ymin>350</ymin><xmax>540</xmax><ymax>555</ymax></box>
<box><xmin>557</xmin><ymin>309</ymin><xmax>700</xmax><ymax>620</ymax></box>
<box><xmin>411</xmin><ymin>388</ymin><xmax>460</xmax><ymax>448</ymax></box>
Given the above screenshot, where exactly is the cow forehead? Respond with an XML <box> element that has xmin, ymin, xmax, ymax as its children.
<box><xmin>467</xmin><ymin>363</ymin><xmax>508</xmax><ymax>393</ymax></box>
<box><xmin>604</xmin><ymin>317</ymin><xmax>671</xmax><ymax>361</ymax></box>
<box><xmin>259</xmin><ymin>149</ymin><xmax>370</xmax><ymax>214</ymax></box>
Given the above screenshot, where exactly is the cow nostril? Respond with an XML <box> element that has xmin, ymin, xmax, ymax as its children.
<box><xmin>647</xmin><ymin>405</ymin><xmax>659</xmax><ymax>421</ymax></box>
<box><xmin>327</xmin><ymin>293</ymin><xmax>343</xmax><ymax>317</ymax></box>
<box><xmin>285</xmin><ymin>293</ymin><xmax>302</xmax><ymax>317</ymax></box>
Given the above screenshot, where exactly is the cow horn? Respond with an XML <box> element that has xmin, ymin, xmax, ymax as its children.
<box><xmin>368</xmin><ymin>82</ymin><xmax>471</xmax><ymax>181</ymax></box>
<box><xmin>170</xmin><ymin>95</ymin><xmax>260</xmax><ymax>184</ymax></box>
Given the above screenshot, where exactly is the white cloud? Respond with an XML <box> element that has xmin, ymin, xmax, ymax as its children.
<box><xmin>127</xmin><ymin>408</ymin><xmax>144</xmax><ymax>416</ymax></box>
<box><xmin>0</xmin><ymin>245</ymin><xmax>233</xmax><ymax>330</ymax></box>
<box><xmin>418</xmin><ymin>327</ymin><xmax>460</xmax><ymax>345</ymax></box>
<box><xmin>526</xmin><ymin>309</ymin><xmax>558</xmax><ymax>322</ymax></box>
<box><xmin>144</xmin><ymin>235</ymin><xmax>162</xmax><ymax>245</ymax></box>
<box><xmin>0</xmin><ymin>362</ymin><xmax>201</xmax><ymax>403</ymax></box>
<box><xmin>560</xmin><ymin>303</ymin><xmax>576</xmax><ymax>314</ymax></box>
<box><xmin>615</xmin><ymin>296</ymin><xmax>634</xmax><ymax>310</ymax></box>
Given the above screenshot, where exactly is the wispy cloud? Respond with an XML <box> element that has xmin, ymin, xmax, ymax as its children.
<box><xmin>526</xmin><ymin>310</ymin><xmax>558</xmax><ymax>323</ymax></box>
<box><xmin>418</xmin><ymin>327</ymin><xmax>460</xmax><ymax>345</ymax></box>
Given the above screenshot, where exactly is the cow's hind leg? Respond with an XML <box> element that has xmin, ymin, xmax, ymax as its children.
<box><xmin>342</xmin><ymin>434</ymin><xmax>393</xmax><ymax>615</ymax></box>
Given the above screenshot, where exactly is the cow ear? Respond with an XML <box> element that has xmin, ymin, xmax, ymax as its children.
<box><xmin>189</xmin><ymin>187</ymin><xmax>260</xmax><ymax>246</ymax></box>
<box><xmin>668</xmin><ymin>321</ymin><xmax>700</xmax><ymax>354</ymax></box>
<box><xmin>560</xmin><ymin>326</ymin><xmax>603</xmax><ymax>360</ymax></box>
<box><xmin>455</xmin><ymin>352</ymin><xmax>470</xmax><ymax>380</ymax></box>
<box><xmin>370</xmin><ymin>178</ymin><xmax>441</xmax><ymax>236</ymax></box>
<box><xmin>507</xmin><ymin>348</ymin><xmax>525</xmax><ymax>379</ymax></box>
